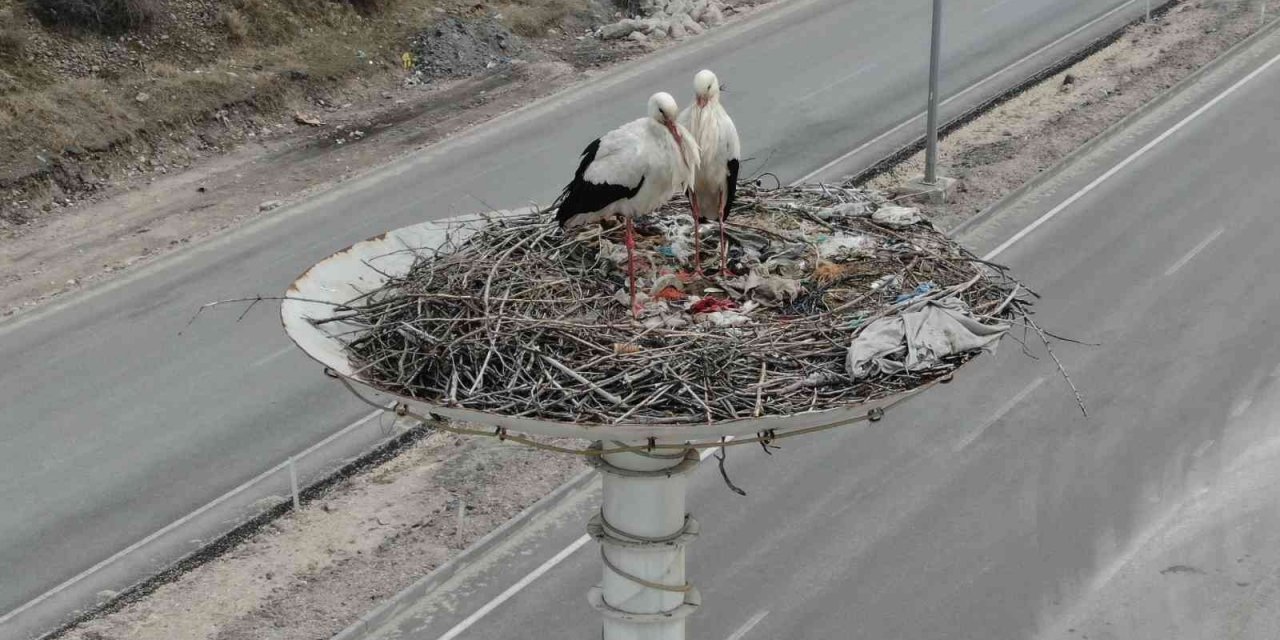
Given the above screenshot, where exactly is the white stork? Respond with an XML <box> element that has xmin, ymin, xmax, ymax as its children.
<box><xmin>556</xmin><ymin>91</ymin><xmax>699</xmax><ymax>317</ymax></box>
<box><xmin>678</xmin><ymin>69</ymin><xmax>741</xmax><ymax>275</ymax></box>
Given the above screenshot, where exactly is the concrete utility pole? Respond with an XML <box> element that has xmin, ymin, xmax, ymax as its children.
<box><xmin>924</xmin><ymin>0</ymin><xmax>943</xmax><ymax>185</ymax></box>
<box><xmin>588</xmin><ymin>443</ymin><xmax>700</xmax><ymax>640</ymax></box>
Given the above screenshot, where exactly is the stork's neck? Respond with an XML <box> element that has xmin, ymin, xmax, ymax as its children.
<box><xmin>660</xmin><ymin>120</ymin><xmax>698</xmax><ymax>182</ymax></box>
<box><xmin>687</xmin><ymin>102</ymin><xmax>720</xmax><ymax>166</ymax></box>
<box><xmin>692</xmin><ymin>101</ymin><xmax>726</xmax><ymax>126</ymax></box>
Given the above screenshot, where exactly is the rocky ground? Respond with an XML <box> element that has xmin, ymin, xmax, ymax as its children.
<box><xmin>595</xmin><ymin>0</ymin><xmax>732</xmax><ymax>42</ymax></box>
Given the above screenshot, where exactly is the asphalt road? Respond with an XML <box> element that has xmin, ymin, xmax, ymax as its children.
<box><xmin>0</xmin><ymin>0</ymin><xmax>1150</xmax><ymax>634</ymax></box>
<box><xmin>353</xmin><ymin>22</ymin><xmax>1280</xmax><ymax>640</ymax></box>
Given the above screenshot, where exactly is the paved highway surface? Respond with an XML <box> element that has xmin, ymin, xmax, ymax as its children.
<box><xmin>353</xmin><ymin>20</ymin><xmax>1280</xmax><ymax>640</ymax></box>
<box><xmin>0</xmin><ymin>0</ymin><xmax>1149</xmax><ymax>635</ymax></box>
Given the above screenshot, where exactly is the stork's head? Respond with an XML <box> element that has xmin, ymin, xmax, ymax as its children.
<box><xmin>693</xmin><ymin>69</ymin><xmax>720</xmax><ymax>108</ymax></box>
<box><xmin>648</xmin><ymin>91</ymin><xmax>683</xmax><ymax>145</ymax></box>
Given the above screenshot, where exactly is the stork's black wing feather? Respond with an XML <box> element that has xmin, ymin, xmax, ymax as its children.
<box><xmin>724</xmin><ymin>158</ymin><xmax>740</xmax><ymax>219</ymax></box>
<box><xmin>555</xmin><ymin>138</ymin><xmax>644</xmax><ymax>228</ymax></box>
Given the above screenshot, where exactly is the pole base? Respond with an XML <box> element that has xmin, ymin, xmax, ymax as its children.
<box><xmin>899</xmin><ymin>174</ymin><xmax>958</xmax><ymax>204</ymax></box>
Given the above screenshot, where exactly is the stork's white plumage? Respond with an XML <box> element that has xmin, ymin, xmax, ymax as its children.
<box><xmin>556</xmin><ymin>92</ymin><xmax>699</xmax><ymax>316</ymax></box>
<box><xmin>678</xmin><ymin>69</ymin><xmax>740</xmax><ymax>275</ymax></box>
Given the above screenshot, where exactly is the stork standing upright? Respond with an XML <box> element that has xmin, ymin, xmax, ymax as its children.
<box><xmin>678</xmin><ymin>69</ymin><xmax>741</xmax><ymax>275</ymax></box>
<box><xmin>556</xmin><ymin>92</ymin><xmax>699</xmax><ymax>317</ymax></box>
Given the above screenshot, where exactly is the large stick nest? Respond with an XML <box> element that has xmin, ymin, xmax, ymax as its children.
<box><xmin>331</xmin><ymin>183</ymin><xmax>1033</xmax><ymax>425</ymax></box>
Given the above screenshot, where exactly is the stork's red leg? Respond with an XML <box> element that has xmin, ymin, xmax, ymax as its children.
<box><xmin>689</xmin><ymin>193</ymin><xmax>703</xmax><ymax>276</ymax></box>
<box><xmin>626</xmin><ymin>216</ymin><xmax>640</xmax><ymax>318</ymax></box>
<box><xmin>718</xmin><ymin>192</ymin><xmax>730</xmax><ymax>276</ymax></box>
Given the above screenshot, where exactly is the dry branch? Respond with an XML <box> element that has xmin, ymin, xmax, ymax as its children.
<box><xmin>320</xmin><ymin>183</ymin><xmax>1039</xmax><ymax>424</ymax></box>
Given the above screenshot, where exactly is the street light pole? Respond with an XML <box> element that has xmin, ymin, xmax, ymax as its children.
<box><xmin>924</xmin><ymin>0</ymin><xmax>943</xmax><ymax>185</ymax></box>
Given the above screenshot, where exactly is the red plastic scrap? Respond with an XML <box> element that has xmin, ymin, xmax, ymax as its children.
<box><xmin>655</xmin><ymin>287</ymin><xmax>687</xmax><ymax>301</ymax></box>
<box><xmin>689</xmin><ymin>297</ymin><xmax>738</xmax><ymax>314</ymax></box>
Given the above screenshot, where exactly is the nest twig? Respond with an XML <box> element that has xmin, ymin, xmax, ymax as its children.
<box><xmin>321</xmin><ymin>183</ymin><xmax>1039</xmax><ymax>424</ymax></box>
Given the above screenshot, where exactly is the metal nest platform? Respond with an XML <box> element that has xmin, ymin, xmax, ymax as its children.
<box><xmin>282</xmin><ymin>183</ymin><xmax>1031</xmax><ymax>442</ymax></box>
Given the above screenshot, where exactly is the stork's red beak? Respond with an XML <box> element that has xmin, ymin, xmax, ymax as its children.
<box><xmin>665</xmin><ymin>119</ymin><xmax>683</xmax><ymax>146</ymax></box>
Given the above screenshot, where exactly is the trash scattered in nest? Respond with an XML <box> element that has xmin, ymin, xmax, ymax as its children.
<box><xmin>323</xmin><ymin>183</ymin><xmax>1037</xmax><ymax>425</ymax></box>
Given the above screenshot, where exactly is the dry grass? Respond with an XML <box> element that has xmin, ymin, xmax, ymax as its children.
<box><xmin>26</xmin><ymin>0</ymin><xmax>160</xmax><ymax>32</ymax></box>
<box><xmin>0</xmin><ymin>0</ymin><xmax>591</xmax><ymax>210</ymax></box>
<box><xmin>0</xmin><ymin>79</ymin><xmax>138</xmax><ymax>165</ymax></box>
<box><xmin>0</xmin><ymin>4</ymin><xmax>23</xmax><ymax>59</ymax></box>
<box><xmin>0</xmin><ymin>63</ymin><xmax>288</xmax><ymax>178</ymax></box>
<box><xmin>225</xmin><ymin>0</ymin><xmax>305</xmax><ymax>44</ymax></box>
<box><xmin>502</xmin><ymin>0</ymin><xmax>583</xmax><ymax>36</ymax></box>
<box><xmin>0</xmin><ymin>0</ymin><xmax>412</xmax><ymax>180</ymax></box>
<box><xmin>220</xmin><ymin>0</ymin><xmax>396</xmax><ymax>45</ymax></box>
<box><xmin>221</xmin><ymin>7</ymin><xmax>248</xmax><ymax>43</ymax></box>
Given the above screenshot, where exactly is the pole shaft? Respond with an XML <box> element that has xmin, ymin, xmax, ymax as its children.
<box><xmin>590</xmin><ymin>444</ymin><xmax>699</xmax><ymax>640</ymax></box>
<box><xmin>924</xmin><ymin>0</ymin><xmax>943</xmax><ymax>185</ymax></box>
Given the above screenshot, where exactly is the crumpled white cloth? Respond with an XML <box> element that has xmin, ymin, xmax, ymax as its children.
<box><xmin>846</xmin><ymin>297</ymin><xmax>1008</xmax><ymax>379</ymax></box>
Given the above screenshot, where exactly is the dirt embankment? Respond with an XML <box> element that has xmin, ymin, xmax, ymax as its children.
<box><xmin>0</xmin><ymin>0</ymin><xmax>613</xmax><ymax>316</ymax></box>
<box><xmin>871</xmin><ymin>0</ymin><xmax>1280</xmax><ymax>229</ymax></box>
<box><xmin>0</xmin><ymin>0</ymin><xmax>759</xmax><ymax>318</ymax></box>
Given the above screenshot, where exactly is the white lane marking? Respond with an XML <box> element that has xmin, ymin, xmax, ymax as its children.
<box><xmin>953</xmin><ymin>376</ymin><xmax>1045</xmax><ymax>453</ymax></box>
<box><xmin>436</xmin><ymin>535</ymin><xmax>593</xmax><ymax>640</ymax></box>
<box><xmin>794</xmin><ymin>64</ymin><xmax>879</xmax><ymax>103</ymax></box>
<box><xmin>250</xmin><ymin>344</ymin><xmax>295</xmax><ymax>368</ymax></box>
<box><xmin>0</xmin><ymin>407</ymin><xmax>386</xmax><ymax>625</ymax></box>
<box><xmin>433</xmin><ymin>440</ymin><xmax>729</xmax><ymax>640</ymax></box>
<box><xmin>726</xmin><ymin>609</ymin><xmax>771</xmax><ymax>640</ymax></box>
<box><xmin>1163</xmin><ymin>227</ymin><xmax>1224</xmax><ymax>276</ymax></box>
<box><xmin>984</xmin><ymin>48</ymin><xmax>1280</xmax><ymax>260</ymax></box>
<box><xmin>796</xmin><ymin>0</ymin><xmax>1138</xmax><ymax>183</ymax></box>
